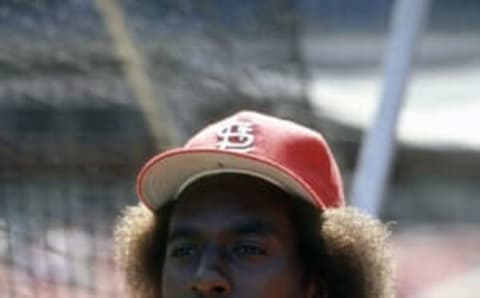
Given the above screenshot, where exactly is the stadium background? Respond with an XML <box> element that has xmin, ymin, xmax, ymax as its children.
<box><xmin>0</xmin><ymin>0</ymin><xmax>479</xmax><ymax>297</ymax></box>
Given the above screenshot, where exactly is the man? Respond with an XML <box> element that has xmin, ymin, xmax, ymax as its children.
<box><xmin>115</xmin><ymin>111</ymin><xmax>394</xmax><ymax>298</ymax></box>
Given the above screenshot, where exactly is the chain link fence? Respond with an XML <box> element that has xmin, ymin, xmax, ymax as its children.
<box><xmin>0</xmin><ymin>1</ymin><xmax>314</xmax><ymax>296</ymax></box>
<box><xmin>1</xmin><ymin>1</ymin><xmax>479</xmax><ymax>297</ymax></box>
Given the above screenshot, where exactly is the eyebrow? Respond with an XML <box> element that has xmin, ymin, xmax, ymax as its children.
<box><xmin>167</xmin><ymin>219</ymin><xmax>278</xmax><ymax>242</ymax></box>
<box><xmin>168</xmin><ymin>227</ymin><xmax>200</xmax><ymax>242</ymax></box>
<box><xmin>229</xmin><ymin>219</ymin><xmax>277</xmax><ymax>236</ymax></box>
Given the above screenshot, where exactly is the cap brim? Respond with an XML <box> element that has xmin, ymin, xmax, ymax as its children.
<box><xmin>137</xmin><ymin>148</ymin><xmax>323</xmax><ymax>211</ymax></box>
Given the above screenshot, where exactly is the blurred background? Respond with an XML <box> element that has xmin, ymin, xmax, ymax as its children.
<box><xmin>0</xmin><ymin>0</ymin><xmax>479</xmax><ymax>297</ymax></box>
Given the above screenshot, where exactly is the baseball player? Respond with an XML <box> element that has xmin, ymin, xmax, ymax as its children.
<box><xmin>115</xmin><ymin>111</ymin><xmax>394</xmax><ymax>298</ymax></box>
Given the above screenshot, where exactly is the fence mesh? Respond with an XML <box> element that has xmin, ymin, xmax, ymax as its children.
<box><xmin>1</xmin><ymin>1</ymin><xmax>480</xmax><ymax>297</ymax></box>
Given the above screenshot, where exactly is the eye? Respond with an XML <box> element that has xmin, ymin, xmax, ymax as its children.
<box><xmin>170</xmin><ymin>244</ymin><xmax>199</xmax><ymax>258</ymax></box>
<box><xmin>233</xmin><ymin>243</ymin><xmax>266</xmax><ymax>256</ymax></box>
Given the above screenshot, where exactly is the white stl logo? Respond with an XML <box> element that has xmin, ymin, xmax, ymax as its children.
<box><xmin>216</xmin><ymin>121</ymin><xmax>255</xmax><ymax>152</ymax></box>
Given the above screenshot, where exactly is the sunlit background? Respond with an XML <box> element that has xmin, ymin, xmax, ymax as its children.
<box><xmin>0</xmin><ymin>0</ymin><xmax>479</xmax><ymax>297</ymax></box>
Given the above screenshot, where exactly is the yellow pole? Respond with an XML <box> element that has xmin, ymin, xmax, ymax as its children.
<box><xmin>95</xmin><ymin>0</ymin><xmax>177</xmax><ymax>149</ymax></box>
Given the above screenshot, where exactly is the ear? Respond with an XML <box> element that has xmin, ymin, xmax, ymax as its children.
<box><xmin>305</xmin><ymin>279</ymin><xmax>327</xmax><ymax>298</ymax></box>
<box><xmin>306</xmin><ymin>281</ymin><xmax>317</xmax><ymax>298</ymax></box>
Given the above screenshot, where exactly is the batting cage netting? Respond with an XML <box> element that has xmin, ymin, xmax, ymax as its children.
<box><xmin>0</xmin><ymin>1</ymin><xmax>336</xmax><ymax>296</ymax></box>
<box><xmin>1</xmin><ymin>1</ymin><xmax>480</xmax><ymax>297</ymax></box>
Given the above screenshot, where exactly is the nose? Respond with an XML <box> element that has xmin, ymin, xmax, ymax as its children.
<box><xmin>189</xmin><ymin>248</ymin><xmax>231</xmax><ymax>296</ymax></box>
<box><xmin>190</xmin><ymin>272</ymin><xmax>231</xmax><ymax>296</ymax></box>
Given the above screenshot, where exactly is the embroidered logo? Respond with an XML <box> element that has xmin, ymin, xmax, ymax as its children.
<box><xmin>216</xmin><ymin>121</ymin><xmax>255</xmax><ymax>152</ymax></box>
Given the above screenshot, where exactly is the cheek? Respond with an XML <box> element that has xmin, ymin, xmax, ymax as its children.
<box><xmin>234</xmin><ymin>259</ymin><xmax>305</xmax><ymax>298</ymax></box>
<box><xmin>161</xmin><ymin>263</ymin><xmax>194</xmax><ymax>298</ymax></box>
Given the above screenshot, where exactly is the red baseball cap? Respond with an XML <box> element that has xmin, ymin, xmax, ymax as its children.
<box><xmin>137</xmin><ymin>110</ymin><xmax>345</xmax><ymax>211</ymax></box>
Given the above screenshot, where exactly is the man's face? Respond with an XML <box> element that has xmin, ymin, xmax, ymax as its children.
<box><xmin>161</xmin><ymin>175</ymin><xmax>310</xmax><ymax>298</ymax></box>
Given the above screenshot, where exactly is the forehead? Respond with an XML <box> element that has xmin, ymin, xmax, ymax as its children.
<box><xmin>169</xmin><ymin>174</ymin><xmax>294</xmax><ymax>234</ymax></box>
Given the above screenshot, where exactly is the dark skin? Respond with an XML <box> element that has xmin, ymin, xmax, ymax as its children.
<box><xmin>161</xmin><ymin>174</ymin><xmax>318</xmax><ymax>298</ymax></box>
